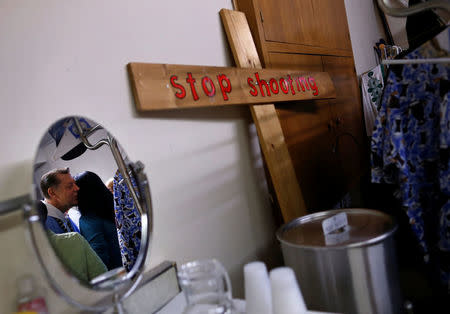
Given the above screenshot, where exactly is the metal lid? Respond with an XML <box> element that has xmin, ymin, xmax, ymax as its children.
<box><xmin>276</xmin><ymin>208</ymin><xmax>397</xmax><ymax>249</ymax></box>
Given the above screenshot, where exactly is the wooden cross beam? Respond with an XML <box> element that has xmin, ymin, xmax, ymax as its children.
<box><xmin>219</xmin><ymin>9</ymin><xmax>308</xmax><ymax>222</ymax></box>
<box><xmin>128</xmin><ymin>64</ymin><xmax>335</xmax><ymax>111</ymax></box>
<box><xmin>127</xmin><ymin>9</ymin><xmax>337</xmax><ymax>222</ymax></box>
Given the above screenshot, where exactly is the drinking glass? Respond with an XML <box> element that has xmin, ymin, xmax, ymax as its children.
<box><xmin>177</xmin><ymin>259</ymin><xmax>236</xmax><ymax>314</ymax></box>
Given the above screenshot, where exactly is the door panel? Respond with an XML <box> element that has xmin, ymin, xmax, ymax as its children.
<box><xmin>269</xmin><ymin>52</ymin><xmax>342</xmax><ymax>210</ymax></box>
<box><xmin>259</xmin><ymin>0</ymin><xmax>317</xmax><ymax>46</ymax></box>
<box><xmin>311</xmin><ymin>0</ymin><xmax>352</xmax><ymax>50</ymax></box>
<box><xmin>258</xmin><ymin>0</ymin><xmax>352</xmax><ymax>51</ymax></box>
<box><xmin>322</xmin><ymin>56</ymin><xmax>368</xmax><ymax>191</ymax></box>
<box><xmin>237</xmin><ymin>0</ymin><xmax>366</xmax><ymax>212</ymax></box>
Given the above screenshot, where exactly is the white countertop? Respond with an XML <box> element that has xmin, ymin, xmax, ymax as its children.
<box><xmin>156</xmin><ymin>292</ymin><xmax>339</xmax><ymax>314</ymax></box>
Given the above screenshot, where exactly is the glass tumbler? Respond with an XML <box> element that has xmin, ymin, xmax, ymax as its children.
<box><xmin>177</xmin><ymin>259</ymin><xmax>237</xmax><ymax>314</ymax></box>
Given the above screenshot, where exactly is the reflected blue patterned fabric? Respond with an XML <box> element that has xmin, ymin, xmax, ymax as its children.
<box><xmin>371</xmin><ymin>40</ymin><xmax>450</xmax><ymax>290</ymax></box>
<box><xmin>113</xmin><ymin>170</ymin><xmax>142</xmax><ymax>272</ymax></box>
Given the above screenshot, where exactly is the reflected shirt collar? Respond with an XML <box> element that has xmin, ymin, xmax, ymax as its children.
<box><xmin>42</xmin><ymin>200</ymin><xmax>66</xmax><ymax>220</ymax></box>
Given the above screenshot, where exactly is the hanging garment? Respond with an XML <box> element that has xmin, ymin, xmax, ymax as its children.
<box><xmin>113</xmin><ymin>169</ymin><xmax>142</xmax><ymax>272</ymax></box>
<box><xmin>361</xmin><ymin>65</ymin><xmax>385</xmax><ymax>136</ymax></box>
<box><xmin>371</xmin><ymin>37</ymin><xmax>450</xmax><ymax>291</ymax></box>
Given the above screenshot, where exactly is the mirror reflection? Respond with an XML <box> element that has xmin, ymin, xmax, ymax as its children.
<box><xmin>33</xmin><ymin>116</ymin><xmax>142</xmax><ymax>285</ymax></box>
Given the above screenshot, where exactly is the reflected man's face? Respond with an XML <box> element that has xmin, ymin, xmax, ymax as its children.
<box><xmin>52</xmin><ymin>173</ymin><xmax>79</xmax><ymax>210</ymax></box>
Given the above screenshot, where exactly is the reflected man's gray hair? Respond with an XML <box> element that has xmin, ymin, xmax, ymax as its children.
<box><xmin>40</xmin><ymin>167</ymin><xmax>70</xmax><ymax>199</ymax></box>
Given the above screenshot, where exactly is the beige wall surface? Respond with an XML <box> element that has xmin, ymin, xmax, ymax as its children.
<box><xmin>0</xmin><ymin>0</ymin><xmax>280</xmax><ymax>312</ymax></box>
<box><xmin>1</xmin><ymin>0</ymin><xmax>381</xmax><ymax>312</ymax></box>
<box><xmin>344</xmin><ymin>0</ymin><xmax>386</xmax><ymax>75</ymax></box>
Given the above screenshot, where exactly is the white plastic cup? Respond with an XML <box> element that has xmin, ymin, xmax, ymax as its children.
<box><xmin>244</xmin><ymin>261</ymin><xmax>272</xmax><ymax>314</ymax></box>
<box><xmin>269</xmin><ymin>267</ymin><xmax>307</xmax><ymax>314</ymax></box>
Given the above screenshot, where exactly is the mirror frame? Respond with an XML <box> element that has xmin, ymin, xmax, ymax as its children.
<box><xmin>24</xmin><ymin>116</ymin><xmax>153</xmax><ymax>311</ymax></box>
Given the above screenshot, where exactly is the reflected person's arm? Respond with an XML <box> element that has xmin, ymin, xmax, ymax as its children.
<box><xmin>47</xmin><ymin>231</ymin><xmax>107</xmax><ymax>282</ymax></box>
<box><xmin>78</xmin><ymin>234</ymin><xmax>108</xmax><ymax>279</ymax></box>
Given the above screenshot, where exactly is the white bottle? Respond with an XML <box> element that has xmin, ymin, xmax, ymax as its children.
<box><xmin>16</xmin><ymin>274</ymin><xmax>49</xmax><ymax>314</ymax></box>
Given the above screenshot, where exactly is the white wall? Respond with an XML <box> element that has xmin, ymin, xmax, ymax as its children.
<box><xmin>0</xmin><ymin>0</ymin><xmax>388</xmax><ymax>312</ymax></box>
<box><xmin>385</xmin><ymin>15</ymin><xmax>409</xmax><ymax>48</ymax></box>
<box><xmin>0</xmin><ymin>0</ymin><xmax>280</xmax><ymax>312</ymax></box>
<box><xmin>344</xmin><ymin>0</ymin><xmax>386</xmax><ymax>75</ymax></box>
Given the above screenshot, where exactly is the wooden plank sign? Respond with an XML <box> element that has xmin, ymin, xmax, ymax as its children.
<box><xmin>220</xmin><ymin>8</ymin><xmax>307</xmax><ymax>222</ymax></box>
<box><xmin>128</xmin><ymin>63</ymin><xmax>336</xmax><ymax>111</ymax></box>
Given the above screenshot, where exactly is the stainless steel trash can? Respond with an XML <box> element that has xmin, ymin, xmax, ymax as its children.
<box><xmin>276</xmin><ymin>208</ymin><xmax>402</xmax><ymax>314</ymax></box>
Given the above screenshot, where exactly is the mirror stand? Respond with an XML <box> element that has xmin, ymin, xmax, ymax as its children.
<box><xmin>112</xmin><ymin>292</ymin><xmax>127</xmax><ymax>314</ymax></box>
<box><xmin>25</xmin><ymin>203</ymin><xmax>149</xmax><ymax>312</ymax></box>
<box><xmin>0</xmin><ymin>191</ymin><xmax>176</xmax><ymax>313</ymax></box>
<box><xmin>23</xmin><ymin>160</ymin><xmax>153</xmax><ymax>311</ymax></box>
<box><xmin>22</xmin><ymin>116</ymin><xmax>154</xmax><ymax>312</ymax></box>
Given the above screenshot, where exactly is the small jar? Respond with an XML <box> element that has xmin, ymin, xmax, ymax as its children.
<box><xmin>177</xmin><ymin>259</ymin><xmax>241</xmax><ymax>314</ymax></box>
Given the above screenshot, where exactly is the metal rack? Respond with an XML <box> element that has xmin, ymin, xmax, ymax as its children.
<box><xmin>377</xmin><ymin>0</ymin><xmax>450</xmax><ymax>65</ymax></box>
<box><xmin>377</xmin><ymin>0</ymin><xmax>450</xmax><ymax>17</ymax></box>
<box><xmin>73</xmin><ymin>118</ymin><xmax>145</xmax><ymax>217</ymax></box>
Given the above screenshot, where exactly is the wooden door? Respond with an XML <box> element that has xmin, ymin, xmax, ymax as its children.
<box><xmin>258</xmin><ymin>0</ymin><xmax>318</xmax><ymax>46</ymax></box>
<box><xmin>311</xmin><ymin>0</ymin><xmax>352</xmax><ymax>50</ymax></box>
<box><xmin>268</xmin><ymin>53</ymin><xmax>341</xmax><ymax>210</ymax></box>
<box><xmin>322</xmin><ymin>56</ymin><xmax>368</xmax><ymax>193</ymax></box>
<box><xmin>256</xmin><ymin>0</ymin><xmax>352</xmax><ymax>51</ymax></box>
<box><xmin>236</xmin><ymin>0</ymin><xmax>367</xmax><ymax>213</ymax></box>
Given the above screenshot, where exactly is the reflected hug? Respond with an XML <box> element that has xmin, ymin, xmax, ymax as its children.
<box><xmin>38</xmin><ymin>168</ymin><xmax>122</xmax><ymax>282</ymax></box>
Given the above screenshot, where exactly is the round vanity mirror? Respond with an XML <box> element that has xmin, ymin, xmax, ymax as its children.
<box><xmin>25</xmin><ymin>116</ymin><xmax>152</xmax><ymax>311</ymax></box>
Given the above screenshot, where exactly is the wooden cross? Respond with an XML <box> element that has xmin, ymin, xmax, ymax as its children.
<box><xmin>127</xmin><ymin>9</ymin><xmax>337</xmax><ymax>222</ymax></box>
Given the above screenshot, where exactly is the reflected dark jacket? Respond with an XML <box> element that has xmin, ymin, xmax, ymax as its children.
<box><xmin>79</xmin><ymin>215</ymin><xmax>122</xmax><ymax>270</ymax></box>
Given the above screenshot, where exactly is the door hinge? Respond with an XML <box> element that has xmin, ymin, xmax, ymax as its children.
<box><xmin>260</xmin><ymin>10</ymin><xmax>264</xmax><ymax>23</ymax></box>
